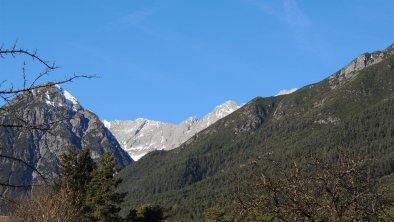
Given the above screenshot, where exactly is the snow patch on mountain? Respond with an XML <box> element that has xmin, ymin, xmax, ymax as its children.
<box><xmin>102</xmin><ymin>120</ymin><xmax>111</xmax><ymax>129</ymax></box>
<box><xmin>63</xmin><ymin>90</ymin><xmax>78</xmax><ymax>106</ymax></box>
<box><xmin>47</xmin><ymin>84</ymin><xmax>82</xmax><ymax>112</ymax></box>
<box><xmin>104</xmin><ymin>100</ymin><xmax>241</xmax><ymax>160</ymax></box>
<box><xmin>275</xmin><ymin>88</ymin><xmax>298</xmax><ymax>96</ymax></box>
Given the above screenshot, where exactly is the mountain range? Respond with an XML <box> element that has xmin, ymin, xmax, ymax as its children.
<box><xmin>117</xmin><ymin>44</ymin><xmax>394</xmax><ymax>221</ymax></box>
<box><xmin>1</xmin><ymin>43</ymin><xmax>393</xmax><ymax>220</ymax></box>
<box><xmin>104</xmin><ymin>100</ymin><xmax>241</xmax><ymax>160</ymax></box>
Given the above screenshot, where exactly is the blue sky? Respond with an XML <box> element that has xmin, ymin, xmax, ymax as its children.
<box><xmin>1</xmin><ymin>0</ymin><xmax>394</xmax><ymax>123</ymax></box>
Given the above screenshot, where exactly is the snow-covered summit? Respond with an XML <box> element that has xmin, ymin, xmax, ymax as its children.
<box><xmin>63</xmin><ymin>90</ymin><xmax>79</xmax><ymax>106</ymax></box>
<box><xmin>102</xmin><ymin>120</ymin><xmax>111</xmax><ymax>129</ymax></box>
<box><xmin>54</xmin><ymin>84</ymin><xmax>81</xmax><ymax>111</ymax></box>
<box><xmin>40</xmin><ymin>84</ymin><xmax>81</xmax><ymax>112</ymax></box>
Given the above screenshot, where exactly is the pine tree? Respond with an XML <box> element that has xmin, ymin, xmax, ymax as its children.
<box><xmin>85</xmin><ymin>152</ymin><xmax>125</xmax><ymax>222</ymax></box>
<box><xmin>58</xmin><ymin>147</ymin><xmax>97</xmax><ymax>218</ymax></box>
<box><xmin>59</xmin><ymin>147</ymin><xmax>97</xmax><ymax>193</ymax></box>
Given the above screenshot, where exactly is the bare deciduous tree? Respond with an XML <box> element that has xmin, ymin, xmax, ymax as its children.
<box><xmin>8</xmin><ymin>186</ymin><xmax>83</xmax><ymax>222</ymax></box>
<box><xmin>0</xmin><ymin>43</ymin><xmax>94</xmax><ymax>189</ymax></box>
<box><xmin>233</xmin><ymin>152</ymin><xmax>393</xmax><ymax>221</ymax></box>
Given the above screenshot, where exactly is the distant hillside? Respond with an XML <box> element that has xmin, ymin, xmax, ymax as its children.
<box><xmin>118</xmin><ymin>44</ymin><xmax>394</xmax><ymax>221</ymax></box>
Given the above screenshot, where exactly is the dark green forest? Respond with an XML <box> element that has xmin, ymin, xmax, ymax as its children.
<box><xmin>118</xmin><ymin>50</ymin><xmax>394</xmax><ymax>221</ymax></box>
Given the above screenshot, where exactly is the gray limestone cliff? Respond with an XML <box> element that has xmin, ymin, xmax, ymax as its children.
<box><xmin>105</xmin><ymin>100</ymin><xmax>241</xmax><ymax>160</ymax></box>
<box><xmin>0</xmin><ymin>85</ymin><xmax>132</xmax><ymax>200</ymax></box>
<box><xmin>329</xmin><ymin>44</ymin><xmax>394</xmax><ymax>89</ymax></box>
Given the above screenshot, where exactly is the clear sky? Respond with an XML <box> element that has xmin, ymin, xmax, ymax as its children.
<box><xmin>1</xmin><ymin>0</ymin><xmax>394</xmax><ymax>123</ymax></box>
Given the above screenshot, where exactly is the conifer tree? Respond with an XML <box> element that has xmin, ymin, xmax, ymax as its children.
<box><xmin>59</xmin><ymin>147</ymin><xmax>97</xmax><ymax>192</ymax></box>
<box><xmin>85</xmin><ymin>152</ymin><xmax>125</xmax><ymax>222</ymax></box>
<box><xmin>58</xmin><ymin>147</ymin><xmax>97</xmax><ymax>218</ymax></box>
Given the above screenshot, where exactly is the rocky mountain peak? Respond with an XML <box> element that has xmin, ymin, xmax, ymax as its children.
<box><xmin>0</xmin><ymin>84</ymin><xmax>132</xmax><ymax>199</ymax></box>
<box><xmin>275</xmin><ymin>88</ymin><xmax>298</xmax><ymax>96</ymax></box>
<box><xmin>105</xmin><ymin>100</ymin><xmax>241</xmax><ymax>160</ymax></box>
<box><xmin>182</xmin><ymin>116</ymin><xmax>198</xmax><ymax>126</ymax></box>
<box><xmin>213</xmin><ymin>100</ymin><xmax>239</xmax><ymax>116</ymax></box>
<box><xmin>329</xmin><ymin>44</ymin><xmax>394</xmax><ymax>89</ymax></box>
<box><xmin>201</xmin><ymin>100</ymin><xmax>241</xmax><ymax>127</ymax></box>
<box><xmin>27</xmin><ymin>84</ymin><xmax>82</xmax><ymax>112</ymax></box>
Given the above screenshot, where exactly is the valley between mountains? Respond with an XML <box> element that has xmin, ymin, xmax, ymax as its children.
<box><xmin>1</xmin><ymin>44</ymin><xmax>394</xmax><ymax>221</ymax></box>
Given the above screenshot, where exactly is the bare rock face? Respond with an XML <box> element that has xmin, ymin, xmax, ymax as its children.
<box><xmin>0</xmin><ymin>85</ymin><xmax>132</xmax><ymax>199</ymax></box>
<box><xmin>105</xmin><ymin>100</ymin><xmax>241</xmax><ymax>160</ymax></box>
<box><xmin>329</xmin><ymin>44</ymin><xmax>394</xmax><ymax>89</ymax></box>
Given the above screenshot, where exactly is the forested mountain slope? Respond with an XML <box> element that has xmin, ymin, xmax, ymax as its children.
<box><xmin>118</xmin><ymin>44</ymin><xmax>394</xmax><ymax>221</ymax></box>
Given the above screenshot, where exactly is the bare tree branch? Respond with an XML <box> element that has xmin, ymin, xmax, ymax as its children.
<box><xmin>0</xmin><ymin>74</ymin><xmax>96</xmax><ymax>95</ymax></box>
<box><xmin>233</xmin><ymin>152</ymin><xmax>392</xmax><ymax>221</ymax></box>
<box><xmin>0</xmin><ymin>155</ymin><xmax>46</xmax><ymax>182</ymax></box>
<box><xmin>0</xmin><ymin>44</ymin><xmax>96</xmax><ymax>190</ymax></box>
<box><xmin>0</xmin><ymin>48</ymin><xmax>57</xmax><ymax>70</ymax></box>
